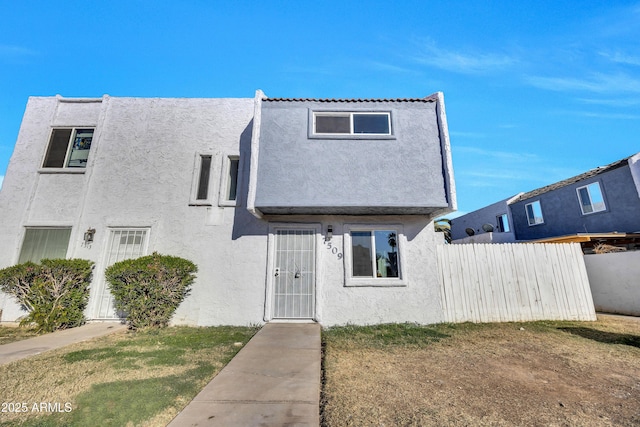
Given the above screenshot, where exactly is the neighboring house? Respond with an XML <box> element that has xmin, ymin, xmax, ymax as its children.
<box><xmin>0</xmin><ymin>91</ymin><xmax>456</xmax><ymax>326</ymax></box>
<box><xmin>451</xmin><ymin>153</ymin><xmax>640</xmax><ymax>250</ymax></box>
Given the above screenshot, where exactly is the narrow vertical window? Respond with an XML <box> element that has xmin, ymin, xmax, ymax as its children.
<box><xmin>227</xmin><ymin>158</ymin><xmax>239</xmax><ymax>201</ymax></box>
<box><xmin>196</xmin><ymin>155</ymin><xmax>212</xmax><ymax>200</ymax></box>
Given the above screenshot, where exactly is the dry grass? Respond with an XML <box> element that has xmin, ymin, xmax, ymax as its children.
<box><xmin>0</xmin><ymin>325</ymin><xmax>40</xmax><ymax>345</ymax></box>
<box><xmin>0</xmin><ymin>326</ymin><xmax>257</xmax><ymax>426</ymax></box>
<box><xmin>322</xmin><ymin>315</ymin><xmax>640</xmax><ymax>426</ymax></box>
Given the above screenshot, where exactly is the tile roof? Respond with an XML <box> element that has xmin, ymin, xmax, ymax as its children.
<box><xmin>511</xmin><ymin>156</ymin><xmax>631</xmax><ymax>203</ymax></box>
<box><xmin>263</xmin><ymin>94</ymin><xmax>439</xmax><ymax>103</ymax></box>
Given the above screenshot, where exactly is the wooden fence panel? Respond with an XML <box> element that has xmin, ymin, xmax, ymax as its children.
<box><xmin>438</xmin><ymin>243</ymin><xmax>596</xmax><ymax>323</ymax></box>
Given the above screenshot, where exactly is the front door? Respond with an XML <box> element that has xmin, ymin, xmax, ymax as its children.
<box><xmin>92</xmin><ymin>228</ymin><xmax>149</xmax><ymax>319</ymax></box>
<box><xmin>272</xmin><ymin>229</ymin><xmax>316</xmax><ymax>319</ymax></box>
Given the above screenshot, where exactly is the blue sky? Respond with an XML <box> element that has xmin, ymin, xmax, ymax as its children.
<box><xmin>1</xmin><ymin>1</ymin><xmax>639</xmax><ymax>216</ymax></box>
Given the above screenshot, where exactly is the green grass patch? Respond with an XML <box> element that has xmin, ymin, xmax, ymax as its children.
<box><xmin>0</xmin><ymin>325</ymin><xmax>258</xmax><ymax>427</ymax></box>
<box><xmin>323</xmin><ymin>323</ymin><xmax>450</xmax><ymax>348</ymax></box>
<box><xmin>0</xmin><ymin>325</ymin><xmax>40</xmax><ymax>345</ymax></box>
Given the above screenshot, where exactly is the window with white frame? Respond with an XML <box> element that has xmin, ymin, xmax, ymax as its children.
<box><xmin>577</xmin><ymin>182</ymin><xmax>606</xmax><ymax>214</ymax></box>
<box><xmin>525</xmin><ymin>201</ymin><xmax>544</xmax><ymax>226</ymax></box>
<box><xmin>18</xmin><ymin>228</ymin><xmax>71</xmax><ymax>263</ymax></box>
<box><xmin>219</xmin><ymin>155</ymin><xmax>239</xmax><ymax>206</ymax></box>
<box><xmin>350</xmin><ymin>230</ymin><xmax>400</xmax><ymax>278</ymax></box>
<box><xmin>196</xmin><ymin>155</ymin><xmax>212</xmax><ymax>201</ymax></box>
<box><xmin>42</xmin><ymin>128</ymin><xmax>94</xmax><ymax>168</ymax></box>
<box><xmin>497</xmin><ymin>213</ymin><xmax>510</xmax><ymax>232</ymax></box>
<box><xmin>313</xmin><ymin>112</ymin><xmax>391</xmax><ymax>135</ymax></box>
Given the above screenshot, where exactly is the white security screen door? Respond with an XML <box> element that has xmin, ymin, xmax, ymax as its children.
<box><xmin>94</xmin><ymin>228</ymin><xmax>149</xmax><ymax>319</ymax></box>
<box><xmin>273</xmin><ymin>229</ymin><xmax>316</xmax><ymax>319</ymax></box>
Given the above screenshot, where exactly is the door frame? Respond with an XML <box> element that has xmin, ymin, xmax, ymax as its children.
<box><xmin>264</xmin><ymin>222</ymin><xmax>321</xmax><ymax>322</ymax></box>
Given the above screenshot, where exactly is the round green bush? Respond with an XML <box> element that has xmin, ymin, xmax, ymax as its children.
<box><xmin>105</xmin><ymin>252</ymin><xmax>197</xmax><ymax>329</ymax></box>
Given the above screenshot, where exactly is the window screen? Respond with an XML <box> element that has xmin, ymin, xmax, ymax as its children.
<box><xmin>18</xmin><ymin>228</ymin><xmax>71</xmax><ymax>263</ymax></box>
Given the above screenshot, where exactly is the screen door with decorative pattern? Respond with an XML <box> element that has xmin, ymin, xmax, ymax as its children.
<box><xmin>93</xmin><ymin>228</ymin><xmax>149</xmax><ymax>319</ymax></box>
<box><xmin>273</xmin><ymin>229</ymin><xmax>316</xmax><ymax>319</ymax></box>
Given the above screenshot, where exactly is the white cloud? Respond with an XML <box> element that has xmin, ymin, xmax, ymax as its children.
<box><xmin>454</xmin><ymin>146</ymin><xmax>539</xmax><ymax>162</ymax></box>
<box><xmin>0</xmin><ymin>44</ymin><xmax>37</xmax><ymax>58</ymax></box>
<box><xmin>577</xmin><ymin>98</ymin><xmax>640</xmax><ymax>107</ymax></box>
<box><xmin>412</xmin><ymin>39</ymin><xmax>517</xmax><ymax>74</ymax></box>
<box><xmin>599</xmin><ymin>50</ymin><xmax>640</xmax><ymax>66</ymax></box>
<box><xmin>526</xmin><ymin>72</ymin><xmax>640</xmax><ymax>93</ymax></box>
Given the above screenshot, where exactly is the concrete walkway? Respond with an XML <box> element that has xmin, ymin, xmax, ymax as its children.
<box><xmin>168</xmin><ymin>322</ymin><xmax>321</xmax><ymax>427</ymax></box>
<box><xmin>0</xmin><ymin>322</ymin><xmax>127</xmax><ymax>365</ymax></box>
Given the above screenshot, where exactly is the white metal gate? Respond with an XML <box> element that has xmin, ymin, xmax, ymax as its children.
<box><xmin>272</xmin><ymin>229</ymin><xmax>316</xmax><ymax>319</ymax></box>
<box><xmin>93</xmin><ymin>228</ymin><xmax>149</xmax><ymax>319</ymax></box>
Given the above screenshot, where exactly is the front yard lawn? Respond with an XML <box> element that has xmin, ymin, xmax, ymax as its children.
<box><xmin>322</xmin><ymin>316</ymin><xmax>640</xmax><ymax>426</ymax></box>
<box><xmin>0</xmin><ymin>326</ymin><xmax>258</xmax><ymax>426</ymax></box>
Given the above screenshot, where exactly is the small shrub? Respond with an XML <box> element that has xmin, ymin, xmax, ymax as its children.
<box><xmin>105</xmin><ymin>252</ymin><xmax>197</xmax><ymax>329</ymax></box>
<box><xmin>0</xmin><ymin>259</ymin><xmax>93</xmax><ymax>332</ymax></box>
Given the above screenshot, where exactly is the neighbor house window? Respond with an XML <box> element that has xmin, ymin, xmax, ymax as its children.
<box><xmin>313</xmin><ymin>112</ymin><xmax>391</xmax><ymax>135</ymax></box>
<box><xmin>351</xmin><ymin>230</ymin><xmax>400</xmax><ymax>278</ymax></box>
<box><xmin>219</xmin><ymin>155</ymin><xmax>239</xmax><ymax>206</ymax></box>
<box><xmin>497</xmin><ymin>213</ymin><xmax>510</xmax><ymax>232</ymax></box>
<box><xmin>18</xmin><ymin>228</ymin><xmax>71</xmax><ymax>263</ymax></box>
<box><xmin>525</xmin><ymin>201</ymin><xmax>544</xmax><ymax>226</ymax></box>
<box><xmin>42</xmin><ymin>128</ymin><xmax>94</xmax><ymax>168</ymax></box>
<box><xmin>577</xmin><ymin>182</ymin><xmax>606</xmax><ymax>214</ymax></box>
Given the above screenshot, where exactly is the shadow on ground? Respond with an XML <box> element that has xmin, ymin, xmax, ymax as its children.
<box><xmin>558</xmin><ymin>327</ymin><xmax>640</xmax><ymax>348</ymax></box>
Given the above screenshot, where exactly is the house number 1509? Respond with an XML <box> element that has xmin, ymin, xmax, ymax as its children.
<box><xmin>325</xmin><ymin>241</ymin><xmax>343</xmax><ymax>259</ymax></box>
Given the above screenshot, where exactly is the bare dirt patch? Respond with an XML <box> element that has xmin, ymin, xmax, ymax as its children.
<box><xmin>322</xmin><ymin>315</ymin><xmax>640</xmax><ymax>426</ymax></box>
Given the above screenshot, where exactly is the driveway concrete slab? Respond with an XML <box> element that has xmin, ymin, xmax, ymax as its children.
<box><xmin>168</xmin><ymin>322</ymin><xmax>321</xmax><ymax>427</ymax></box>
<box><xmin>0</xmin><ymin>322</ymin><xmax>126</xmax><ymax>365</ymax></box>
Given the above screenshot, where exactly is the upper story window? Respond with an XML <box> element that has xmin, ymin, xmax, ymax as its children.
<box><xmin>577</xmin><ymin>182</ymin><xmax>606</xmax><ymax>214</ymax></box>
<box><xmin>43</xmin><ymin>128</ymin><xmax>94</xmax><ymax>168</ymax></box>
<box><xmin>525</xmin><ymin>201</ymin><xmax>544</xmax><ymax>226</ymax></box>
<box><xmin>313</xmin><ymin>112</ymin><xmax>391</xmax><ymax>136</ymax></box>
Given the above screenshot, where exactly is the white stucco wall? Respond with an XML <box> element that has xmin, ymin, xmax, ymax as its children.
<box><xmin>1</xmin><ymin>95</ymin><xmax>450</xmax><ymax>327</ymax></box>
<box><xmin>261</xmin><ymin>216</ymin><xmax>445</xmax><ymax>326</ymax></box>
<box><xmin>584</xmin><ymin>251</ymin><xmax>640</xmax><ymax>316</ymax></box>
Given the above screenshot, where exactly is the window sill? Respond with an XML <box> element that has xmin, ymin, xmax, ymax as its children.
<box><xmin>345</xmin><ymin>278</ymin><xmax>406</xmax><ymax>287</ymax></box>
<box><xmin>38</xmin><ymin>168</ymin><xmax>86</xmax><ymax>174</ymax></box>
<box><xmin>580</xmin><ymin>209</ymin><xmax>607</xmax><ymax>216</ymax></box>
<box><xmin>308</xmin><ymin>134</ymin><xmax>397</xmax><ymax>140</ymax></box>
<box><xmin>218</xmin><ymin>200</ymin><xmax>237</xmax><ymax>207</ymax></box>
<box><xmin>188</xmin><ymin>202</ymin><xmax>213</xmax><ymax>207</ymax></box>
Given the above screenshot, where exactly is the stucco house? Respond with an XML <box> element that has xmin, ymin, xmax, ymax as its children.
<box><xmin>451</xmin><ymin>153</ymin><xmax>640</xmax><ymax>251</ymax></box>
<box><xmin>0</xmin><ymin>91</ymin><xmax>456</xmax><ymax>326</ymax></box>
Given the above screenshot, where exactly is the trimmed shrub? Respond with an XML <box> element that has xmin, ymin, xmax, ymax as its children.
<box><xmin>105</xmin><ymin>252</ymin><xmax>197</xmax><ymax>329</ymax></box>
<box><xmin>0</xmin><ymin>259</ymin><xmax>93</xmax><ymax>332</ymax></box>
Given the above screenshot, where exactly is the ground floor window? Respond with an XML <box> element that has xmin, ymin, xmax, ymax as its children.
<box><xmin>351</xmin><ymin>230</ymin><xmax>399</xmax><ymax>278</ymax></box>
<box><xmin>344</xmin><ymin>225</ymin><xmax>405</xmax><ymax>286</ymax></box>
<box><xmin>18</xmin><ymin>228</ymin><xmax>71</xmax><ymax>263</ymax></box>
